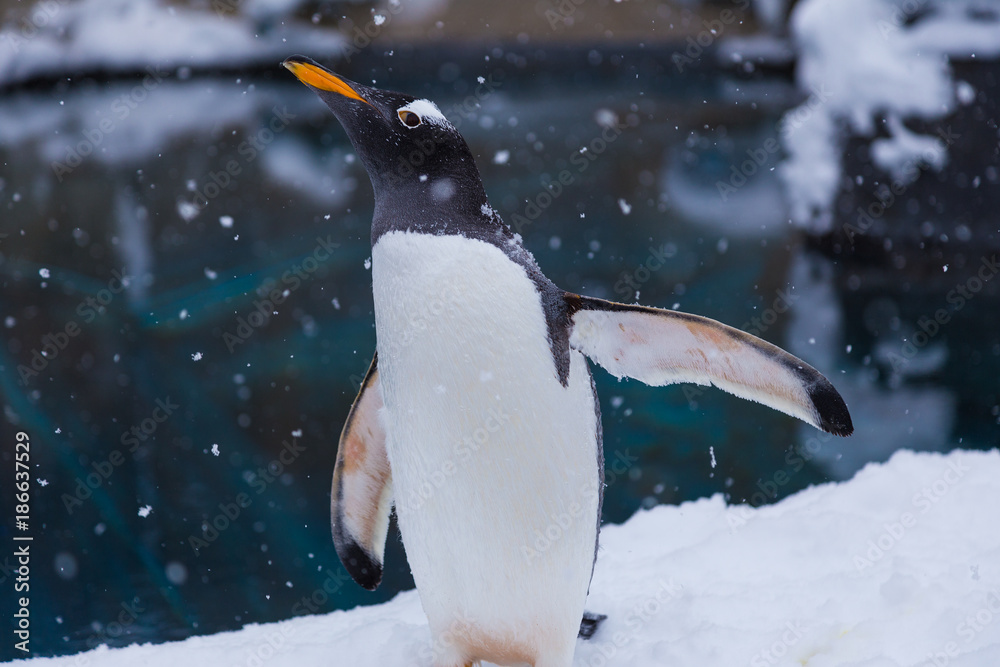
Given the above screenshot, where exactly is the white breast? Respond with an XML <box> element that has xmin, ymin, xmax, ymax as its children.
<box><xmin>371</xmin><ymin>230</ymin><xmax>600</xmax><ymax>666</ymax></box>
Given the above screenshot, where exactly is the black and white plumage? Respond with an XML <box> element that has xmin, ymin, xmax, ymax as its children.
<box><xmin>283</xmin><ymin>56</ymin><xmax>853</xmax><ymax>667</ymax></box>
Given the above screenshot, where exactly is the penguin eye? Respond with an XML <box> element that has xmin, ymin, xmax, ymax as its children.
<box><xmin>398</xmin><ymin>109</ymin><xmax>422</xmax><ymax>128</ymax></box>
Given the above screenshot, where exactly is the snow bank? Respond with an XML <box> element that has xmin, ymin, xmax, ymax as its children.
<box><xmin>780</xmin><ymin>0</ymin><xmax>1000</xmax><ymax>232</ymax></box>
<box><xmin>19</xmin><ymin>448</ymin><xmax>1000</xmax><ymax>666</ymax></box>
<box><xmin>0</xmin><ymin>0</ymin><xmax>343</xmax><ymax>87</ymax></box>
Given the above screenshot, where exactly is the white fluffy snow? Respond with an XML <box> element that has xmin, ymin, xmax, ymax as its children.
<box><xmin>780</xmin><ymin>0</ymin><xmax>1000</xmax><ymax>232</ymax></box>
<box><xmin>0</xmin><ymin>0</ymin><xmax>344</xmax><ymax>88</ymax></box>
<box><xmin>22</xmin><ymin>448</ymin><xmax>1000</xmax><ymax>666</ymax></box>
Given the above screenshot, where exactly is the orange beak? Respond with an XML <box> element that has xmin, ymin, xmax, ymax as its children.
<box><xmin>282</xmin><ymin>58</ymin><xmax>372</xmax><ymax>107</ymax></box>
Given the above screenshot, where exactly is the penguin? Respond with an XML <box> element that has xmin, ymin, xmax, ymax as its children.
<box><xmin>282</xmin><ymin>55</ymin><xmax>853</xmax><ymax>667</ymax></box>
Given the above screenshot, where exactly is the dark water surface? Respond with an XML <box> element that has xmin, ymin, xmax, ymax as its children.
<box><xmin>1</xmin><ymin>48</ymin><xmax>997</xmax><ymax>657</ymax></box>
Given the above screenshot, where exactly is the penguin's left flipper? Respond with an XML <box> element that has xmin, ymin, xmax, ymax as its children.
<box><xmin>567</xmin><ymin>295</ymin><xmax>853</xmax><ymax>436</ymax></box>
<box><xmin>331</xmin><ymin>353</ymin><xmax>394</xmax><ymax>590</ymax></box>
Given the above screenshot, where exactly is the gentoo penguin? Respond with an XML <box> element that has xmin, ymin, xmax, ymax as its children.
<box><xmin>283</xmin><ymin>56</ymin><xmax>853</xmax><ymax>667</ymax></box>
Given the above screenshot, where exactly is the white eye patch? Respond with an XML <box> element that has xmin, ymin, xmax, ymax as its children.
<box><xmin>397</xmin><ymin>99</ymin><xmax>450</xmax><ymax>128</ymax></box>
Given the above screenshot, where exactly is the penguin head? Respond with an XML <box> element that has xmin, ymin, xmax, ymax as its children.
<box><xmin>283</xmin><ymin>56</ymin><xmax>488</xmax><ymax>215</ymax></box>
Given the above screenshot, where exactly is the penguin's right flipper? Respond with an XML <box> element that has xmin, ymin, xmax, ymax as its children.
<box><xmin>566</xmin><ymin>294</ymin><xmax>853</xmax><ymax>436</ymax></box>
<box><xmin>331</xmin><ymin>353</ymin><xmax>393</xmax><ymax>590</ymax></box>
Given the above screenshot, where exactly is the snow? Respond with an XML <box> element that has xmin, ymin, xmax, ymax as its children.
<box><xmin>23</xmin><ymin>449</ymin><xmax>1000</xmax><ymax>666</ymax></box>
<box><xmin>0</xmin><ymin>0</ymin><xmax>345</xmax><ymax>88</ymax></box>
<box><xmin>780</xmin><ymin>0</ymin><xmax>1000</xmax><ymax>232</ymax></box>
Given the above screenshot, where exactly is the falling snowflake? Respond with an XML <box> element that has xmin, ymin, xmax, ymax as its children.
<box><xmin>493</xmin><ymin>150</ymin><xmax>510</xmax><ymax>165</ymax></box>
<box><xmin>37</xmin><ymin>479</ymin><xmax>49</xmax><ymax>487</ymax></box>
<box><xmin>138</xmin><ymin>505</ymin><xmax>153</xmax><ymax>518</ymax></box>
<box><xmin>618</xmin><ymin>199</ymin><xmax>632</xmax><ymax>215</ymax></box>
<box><xmin>191</xmin><ymin>352</ymin><xmax>203</xmax><ymax>361</ymax></box>
<box><xmin>219</xmin><ymin>215</ymin><xmax>234</xmax><ymax>228</ymax></box>
<box><xmin>292</xmin><ymin>429</ymin><xmax>303</xmax><ymax>437</ymax></box>
<box><xmin>177</xmin><ymin>200</ymin><xmax>200</xmax><ymax>222</ymax></box>
<box><xmin>211</xmin><ymin>444</ymin><xmax>220</xmax><ymax>456</ymax></box>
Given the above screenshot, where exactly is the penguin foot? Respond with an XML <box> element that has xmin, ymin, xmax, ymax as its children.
<box><xmin>578</xmin><ymin>611</ymin><xmax>607</xmax><ymax>640</ymax></box>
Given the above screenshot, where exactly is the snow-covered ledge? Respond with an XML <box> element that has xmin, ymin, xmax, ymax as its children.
<box><xmin>22</xmin><ymin>449</ymin><xmax>1000</xmax><ymax>666</ymax></box>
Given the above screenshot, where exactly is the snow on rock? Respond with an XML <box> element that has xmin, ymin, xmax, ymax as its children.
<box><xmin>20</xmin><ymin>448</ymin><xmax>1000</xmax><ymax>666</ymax></box>
<box><xmin>780</xmin><ymin>0</ymin><xmax>1000</xmax><ymax>232</ymax></box>
<box><xmin>0</xmin><ymin>0</ymin><xmax>344</xmax><ymax>88</ymax></box>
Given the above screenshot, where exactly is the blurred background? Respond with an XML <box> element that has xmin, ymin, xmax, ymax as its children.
<box><xmin>1</xmin><ymin>0</ymin><xmax>998</xmax><ymax>659</ymax></box>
